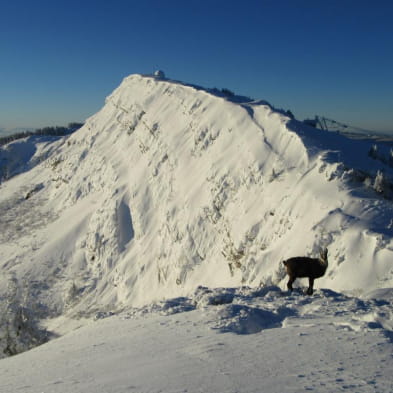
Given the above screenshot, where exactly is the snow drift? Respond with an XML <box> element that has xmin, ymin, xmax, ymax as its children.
<box><xmin>1</xmin><ymin>74</ymin><xmax>393</xmax><ymax>354</ymax></box>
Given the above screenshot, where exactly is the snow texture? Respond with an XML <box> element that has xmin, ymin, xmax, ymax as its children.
<box><xmin>0</xmin><ymin>74</ymin><xmax>392</xmax><ymax>391</ymax></box>
<box><xmin>1</xmin><ymin>287</ymin><xmax>392</xmax><ymax>392</ymax></box>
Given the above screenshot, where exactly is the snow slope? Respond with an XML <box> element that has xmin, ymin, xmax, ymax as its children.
<box><xmin>1</xmin><ymin>287</ymin><xmax>392</xmax><ymax>393</ymax></box>
<box><xmin>0</xmin><ymin>74</ymin><xmax>393</xmax><ymax>361</ymax></box>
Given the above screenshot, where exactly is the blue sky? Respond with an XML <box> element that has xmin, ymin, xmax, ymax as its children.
<box><xmin>1</xmin><ymin>0</ymin><xmax>392</xmax><ymax>133</ymax></box>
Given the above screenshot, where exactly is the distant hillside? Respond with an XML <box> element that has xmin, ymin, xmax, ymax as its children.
<box><xmin>0</xmin><ymin>123</ymin><xmax>83</xmax><ymax>147</ymax></box>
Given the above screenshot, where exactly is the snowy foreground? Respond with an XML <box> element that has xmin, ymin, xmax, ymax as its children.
<box><xmin>0</xmin><ymin>73</ymin><xmax>393</xmax><ymax>391</ymax></box>
<box><xmin>1</xmin><ymin>287</ymin><xmax>392</xmax><ymax>393</ymax></box>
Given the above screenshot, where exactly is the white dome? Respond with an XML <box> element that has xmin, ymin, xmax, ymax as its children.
<box><xmin>154</xmin><ymin>70</ymin><xmax>165</xmax><ymax>78</ymax></box>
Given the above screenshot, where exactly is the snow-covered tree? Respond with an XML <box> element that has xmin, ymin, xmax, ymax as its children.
<box><xmin>373</xmin><ymin>170</ymin><xmax>388</xmax><ymax>196</ymax></box>
<box><xmin>368</xmin><ymin>144</ymin><xmax>378</xmax><ymax>159</ymax></box>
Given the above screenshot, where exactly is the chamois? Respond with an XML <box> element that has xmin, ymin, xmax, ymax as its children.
<box><xmin>283</xmin><ymin>248</ymin><xmax>328</xmax><ymax>295</ymax></box>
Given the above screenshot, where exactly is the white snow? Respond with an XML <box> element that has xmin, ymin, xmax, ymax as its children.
<box><xmin>1</xmin><ymin>287</ymin><xmax>392</xmax><ymax>393</ymax></box>
<box><xmin>0</xmin><ymin>73</ymin><xmax>392</xmax><ymax>391</ymax></box>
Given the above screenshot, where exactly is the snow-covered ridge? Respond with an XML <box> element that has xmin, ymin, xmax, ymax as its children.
<box><xmin>1</xmin><ymin>74</ymin><xmax>393</xmax><ymax>355</ymax></box>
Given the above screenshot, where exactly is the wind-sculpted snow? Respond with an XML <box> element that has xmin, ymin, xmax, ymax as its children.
<box><xmin>121</xmin><ymin>285</ymin><xmax>393</xmax><ymax>340</ymax></box>
<box><xmin>0</xmin><ymin>74</ymin><xmax>393</xmax><ymax>358</ymax></box>
<box><xmin>1</xmin><ymin>286</ymin><xmax>392</xmax><ymax>393</ymax></box>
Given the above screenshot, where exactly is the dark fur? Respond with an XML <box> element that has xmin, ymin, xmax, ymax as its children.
<box><xmin>283</xmin><ymin>248</ymin><xmax>328</xmax><ymax>295</ymax></box>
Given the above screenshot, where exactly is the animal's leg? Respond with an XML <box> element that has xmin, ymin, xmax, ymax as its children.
<box><xmin>287</xmin><ymin>276</ymin><xmax>295</xmax><ymax>291</ymax></box>
<box><xmin>307</xmin><ymin>278</ymin><xmax>314</xmax><ymax>295</ymax></box>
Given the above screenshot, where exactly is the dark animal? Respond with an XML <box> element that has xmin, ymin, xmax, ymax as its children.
<box><xmin>283</xmin><ymin>248</ymin><xmax>328</xmax><ymax>295</ymax></box>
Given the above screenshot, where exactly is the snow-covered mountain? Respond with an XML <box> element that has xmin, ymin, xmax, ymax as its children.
<box><xmin>1</xmin><ymin>74</ymin><xmax>393</xmax><ymax>370</ymax></box>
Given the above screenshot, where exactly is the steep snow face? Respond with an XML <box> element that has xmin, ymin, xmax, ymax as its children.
<box><xmin>1</xmin><ymin>74</ymin><xmax>393</xmax><ymax>330</ymax></box>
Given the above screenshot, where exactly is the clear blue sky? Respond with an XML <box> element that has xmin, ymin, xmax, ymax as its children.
<box><xmin>1</xmin><ymin>0</ymin><xmax>392</xmax><ymax>133</ymax></box>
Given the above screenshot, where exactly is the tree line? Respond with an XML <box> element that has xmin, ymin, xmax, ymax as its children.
<box><xmin>0</xmin><ymin>122</ymin><xmax>84</xmax><ymax>147</ymax></box>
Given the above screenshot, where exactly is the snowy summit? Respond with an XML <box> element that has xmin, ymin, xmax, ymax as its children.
<box><xmin>0</xmin><ymin>74</ymin><xmax>392</xmax><ymax>392</ymax></box>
